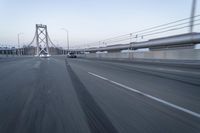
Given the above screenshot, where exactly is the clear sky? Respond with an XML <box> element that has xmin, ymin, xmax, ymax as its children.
<box><xmin>0</xmin><ymin>0</ymin><xmax>199</xmax><ymax>48</ymax></box>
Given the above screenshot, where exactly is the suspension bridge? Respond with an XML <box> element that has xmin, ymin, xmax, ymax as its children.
<box><xmin>0</xmin><ymin>14</ymin><xmax>200</xmax><ymax>133</ymax></box>
<box><xmin>1</xmin><ymin>14</ymin><xmax>200</xmax><ymax>57</ymax></box>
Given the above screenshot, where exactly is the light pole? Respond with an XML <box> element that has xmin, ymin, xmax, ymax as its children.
<box><xmin>61</xmin><ymin>28</ymin><xmax>69</xmax><ymax>54</ymax></box>
<box><xmin>17</xmin><ymin>33</ymin><xmax>23</xmax><ymax>55</ymax></box>
<box><xmin>190</xmin><ymin>0</ymin><xmax>197</xmax><ymax>33</ymax></box>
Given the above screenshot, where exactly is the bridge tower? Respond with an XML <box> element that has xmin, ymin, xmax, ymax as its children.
<box><xmin>36</xmin><ymin>24</ymin><xmax>50</xmax><ymax>56</ymax></box>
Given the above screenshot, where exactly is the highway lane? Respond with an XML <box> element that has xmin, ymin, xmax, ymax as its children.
<box><xmin>65</xmin><ymin>57</ymin><xmax>200</xmax><ymax>133</ymax></box>
<box><xmin>0</xmin><ymin>56</ymin><xmax>199</xmax><ymax>133</ymax></box>
<box><xmin>66</xmin><ymin>57</ymin><xmax>200</xmax><ymax>113</ymax></box>
<box><xmin>0</xmin><ymin>57</ymin><xmax>90</xmax><ymax>133</ymax></box>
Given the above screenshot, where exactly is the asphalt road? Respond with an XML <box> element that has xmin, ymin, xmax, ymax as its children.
<box><xmin>0</xmin><ymin>56</ymin><xmax>200</xmax><ymax>133</ymax></box>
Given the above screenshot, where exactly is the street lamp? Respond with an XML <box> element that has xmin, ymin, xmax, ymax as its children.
<box><xmin>61</xmin><ymin>28</ymin><xmax>69</xmax><ymax>53</ymax></box>
<box><xmin>190</xmin><ymin>0</ymin><xmax>197</xmax><ymax>33</ymax></box>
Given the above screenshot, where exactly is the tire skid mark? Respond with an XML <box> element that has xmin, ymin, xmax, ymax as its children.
<box><xmin>65</xmin><ymin>59</ymin><xmax>119</xmax><ymax>133</ymax></box>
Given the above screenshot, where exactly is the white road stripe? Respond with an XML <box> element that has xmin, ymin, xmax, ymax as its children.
<box><xmin>88</xmin><ymin>72</ymin><xmax>200</xmax><ymax>119</ymax></box>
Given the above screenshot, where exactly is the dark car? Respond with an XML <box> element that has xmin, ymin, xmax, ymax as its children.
<box><xmin>67</xmin><ymin>52</ymin><xmax>77</xmax><ymax>58</ymax></box>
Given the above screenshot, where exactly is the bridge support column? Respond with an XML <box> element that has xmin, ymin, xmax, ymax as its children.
<box><xmin>36</xmin><ymin>24</ymin><xmax>50</xmax><ymax>56</ymax></box>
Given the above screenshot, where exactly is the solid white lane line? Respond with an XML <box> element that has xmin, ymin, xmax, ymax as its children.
<box><xmin>88</xmin><ymin>72</ymin><xmax>200</xmax><ymax>119</ymax></box>
<box><xmin>88</xmin><ymin>72</ymin><xmax>109</xmax><ymax>80</ymax></box>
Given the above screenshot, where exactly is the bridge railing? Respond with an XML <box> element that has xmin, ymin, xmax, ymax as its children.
<box><xmin>72</xmin><ymin>15</ymin><xmax>200</xmax><ymax>51</ymax></box>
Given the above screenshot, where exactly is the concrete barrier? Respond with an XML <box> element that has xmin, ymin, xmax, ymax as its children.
<box><xmin>79</xmin><ymin>49</ymin><xmax>200</xmax><ymax>60</ymax></box>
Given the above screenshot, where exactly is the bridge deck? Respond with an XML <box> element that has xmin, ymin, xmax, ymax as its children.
<box><xmin>0</xmin><ymin>56</ymin><xmax>199</xmax><ymax>133</ymax></box>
